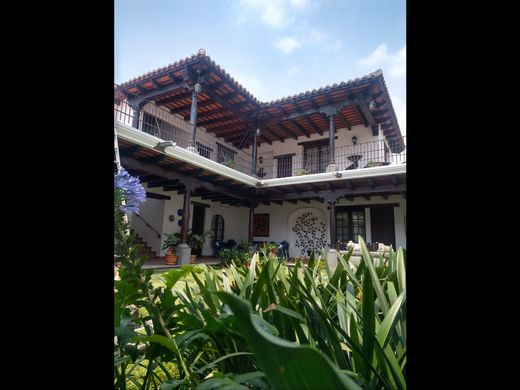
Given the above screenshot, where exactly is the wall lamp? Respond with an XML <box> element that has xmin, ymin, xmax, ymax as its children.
<box><xmin>155</xmin><ymin>141</ymin><xmax>176</xmax><ymax>151</ymax></box>
<box><xmin>352</xmin><ymin>135</ymin><xmax>358</xmax><ymax>145</ymax></box>
<box><xmin>258</xmin><ymin>155</ymin><xmax>263</xmax><ymax>164</ymax></box>
<box><xmin>368</xmin><ymin>100</ymin><xmax>377</xmax><ymax>111</ymax></box>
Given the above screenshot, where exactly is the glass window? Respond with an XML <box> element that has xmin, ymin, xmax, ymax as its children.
<box><xmin>336</xmin><ymin>208</ymin><xmax>366</xmax><ymax>243</ymax></box>
<box><xmin>277</xmin><ymin>155</ymin><xmax>293</xmax><ymax>178</ymax></box>
<box><xmin>217</xmin><ymin>143</ymin><xmax>236</xmax><ymax>163</ymax></box>
<box><xmin>196</xmin><ymin>142</ymin><xmax>213</xmax><ymax>159</ymax></box>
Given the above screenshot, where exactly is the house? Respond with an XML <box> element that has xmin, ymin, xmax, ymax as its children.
<box><xmin>114</xmin><ymin>49</ymin><xmax>406</xmax><ymax>263</ymax></box>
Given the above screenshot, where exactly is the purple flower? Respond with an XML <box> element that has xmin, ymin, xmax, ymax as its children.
<box><xmin>114</xmin><ymin>169</ymin><xmax>146</xmax><ymax>214</ymax></box>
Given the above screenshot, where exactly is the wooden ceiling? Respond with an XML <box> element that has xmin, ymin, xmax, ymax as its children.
<box><xmin>114</xmin><ymin>50</ymin><xmax>405</xmax><ymax>152</ymax></box>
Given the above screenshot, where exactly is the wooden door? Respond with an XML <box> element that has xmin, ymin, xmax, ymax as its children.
<box><xmin>370</xmin><ymin>206</ymin><xmax>396</xmax><ymax>248</ymax></box>
<box><xmin>191</xmin><ymin>205</ymin><xmax>206</xmax><ymax>256</ymax></box>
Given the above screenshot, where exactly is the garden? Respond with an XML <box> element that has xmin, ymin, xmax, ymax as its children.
<box><xmin>115</xmin><ymin>169</ymin><xmax>406</xmax><ymax>389</ymax></box>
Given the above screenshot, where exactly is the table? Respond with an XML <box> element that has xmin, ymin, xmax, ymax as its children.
<box><xmin>347</xmin><ymin>154</ymin><xmax>363</xmax><ymax>169</ymax></box>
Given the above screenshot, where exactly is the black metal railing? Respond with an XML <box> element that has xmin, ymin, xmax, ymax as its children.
<box><xmin>134</xmin><ymin>213</ymin><xmax>161</xmax><ymax>238</ymax></box>
<box><xmin>257</xmin><ymin>137</ymin><xmax>406</xmax><ymax>178</ymax></box>
<box><xmin>114</xmin><ymin>92</ymin><xmax>406</xmax><ymax>180</ymax></box>
<box><xmin>114</xmin><ymin>97</ymin><xmax>255</xmax><ymax>176</ymax></box>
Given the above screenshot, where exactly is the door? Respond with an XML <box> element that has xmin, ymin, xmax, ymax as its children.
<box><xmin>370</xmin><ymin>206</ymin><xmax>396</xmax><ymax>248</ymax></box>
<box><xmin>191</xmin><ymin>205</ymin><xmax>206</xmax><ymax>256</ymax></box>
<box><xmin>304</xmin><ymin>145</ymin><xmax>328</xmax><ymax>174</ymax></box>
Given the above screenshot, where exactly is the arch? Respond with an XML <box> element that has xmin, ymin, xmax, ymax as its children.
<box><xmin>287</xmin><ymin>207</ymin><xmax>327</xmax><ymax>258</ymax></box>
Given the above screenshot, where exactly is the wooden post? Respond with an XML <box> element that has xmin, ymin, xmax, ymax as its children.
<box><xmin>180</xmin><ymin>189</ymin><xmax>191</xmax><ymax>244</ymax></box>
<box><xmin>251</xmin><ymin>128</ymin><xmax>260</xmax><ymax>175</ymax></box>
<box><xmin>128</xmin><ymin>98</ymin><xmax>145</xmax><ymax>129</ymax></box>
<box><xmin>329</xmin><ymin>200</ymin><xmax>337</xmax><ymax>248</ymax></box>
<box><xmin>328</xmin><ymin>113</ymin><xmax>335</xmax><ymax>166</ymax></box>
<box><xmin>248</xmin><ymin>202</ymin><xmax>255</xmax><ymax>242</ymax></box>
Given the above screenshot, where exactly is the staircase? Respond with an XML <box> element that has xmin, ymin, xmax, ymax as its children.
<box><xmin>131</xmin><ymin>231</ymin><xmax>163</xmax><ymax>260</ymax></box>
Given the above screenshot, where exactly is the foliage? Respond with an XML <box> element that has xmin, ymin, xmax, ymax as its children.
<box><xmin>217</xmin><ymin>247</ymin><xmax>250</xmax><ymax>267</ymax></box>
<box><xmin>116</xmin><ymin>167</ymin><xmax>407</xmax><ymax>390</ymax></box>
<box><xmin>187</xmin><ymin>230</ymin><xmax>213</xmax><ymax>251</ymax></box>
<box><xmin>294</xmin><ymin>168</ymin><xmax>308</xmax><ymax>175</ymax></box>
<box><xmin>221</xmin><ymin>158</ymin><xmax>235</xmax><ymax>167</ymax></box>
<box><xmin>238</xmin><ymin>239</ymin><xmax>253</xmax><ymax>252</ymax></box>
<box><xmin>162</xmin><ymin>233</ymin><xmax>179</xmax><ymax>253</ymax></box>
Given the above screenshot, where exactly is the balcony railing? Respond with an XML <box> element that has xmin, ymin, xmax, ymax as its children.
<box><xmin>114</xmin><ymin>97</ymin><xmax>406</xmax><ymax>180</ymax></box>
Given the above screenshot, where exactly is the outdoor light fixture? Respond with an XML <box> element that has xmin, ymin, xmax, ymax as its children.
<box><xmin>155</xmin><ymin>141</ymin><xmax>176</xmax><ymax>151</ymax></box>
<box><xmin>368</xmin><ymin>101</ymin><xmax>377</xmax><ymax>111</ymax></box>
<box><xmin>352</xmin><ymin>135</ymin><xmax>358</xmax><ymax>145</ymax></box>
<box><xmin>194</xmin><ymin>83</ymin><xmax>202</xmax><ymax>94</ymax></box>
<box><xmin>258</xmin><ymin>156</ymin><xmax>263</xmax><ymax>164</ymax></box>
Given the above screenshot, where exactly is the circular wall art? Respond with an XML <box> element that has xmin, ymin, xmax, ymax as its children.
<box><xmin>178</xmin><ymin>219</ymin><xmax>183</xmax><ymax>226</ymax></box>
<box><xmin>177</xmin><ymin>209</ymin><xmax>183</xmax><ymax>216</ymax></box>
<box><xmin>168</xmin><ymin>215</ymin><xmax>175</xmax><ymax>222</ymax></box>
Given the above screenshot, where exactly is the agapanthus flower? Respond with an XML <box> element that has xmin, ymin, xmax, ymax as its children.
<box><xmin>114</xmin><ymin>169</ymin><xmax>146</xmax><ymax>214</ymax></box>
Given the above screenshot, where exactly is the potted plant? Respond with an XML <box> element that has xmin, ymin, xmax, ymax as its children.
<box><xmin>162</xmin><ymin>233</ymin><xmax>179</xmax><ymax>265</ymax></box>
<box><xmin>222</xmin><ymin>158</ymin><xmax>235</xmax><ymax>168</ymax></box>
<box><xmin>187</xmin><ymin>230</ymin><xmax>213</xmax><ymax>263</ymax></box>
<box><xmin>294</xmin><ymin>168</ymin><xmax>308</xmax><ymax>176</ymax></box>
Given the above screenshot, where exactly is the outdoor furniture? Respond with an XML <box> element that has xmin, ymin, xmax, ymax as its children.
<box><xmin>346</xmin><ymin>154</ymin><xmax>363</xmax><ymax>170</ymax></box>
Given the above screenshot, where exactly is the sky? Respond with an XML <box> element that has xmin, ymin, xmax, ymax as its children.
<box><xmin>115</xmin><ymin>0</ymin><xmax>406</xmax><ymax>133</ymax></box>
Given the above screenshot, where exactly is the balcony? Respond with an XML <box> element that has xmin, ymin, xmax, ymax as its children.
<box><xmin>115</xmin><ymin>99</ymin><xmax>406</xmax><ymax>180</ymax></box>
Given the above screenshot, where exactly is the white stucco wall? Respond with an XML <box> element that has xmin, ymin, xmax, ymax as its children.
<box><xmin>250</xmin><ymin>124</ymin><xmax>388</xmax><ymax>178</ymax></box>
<box><xmin>130</xmin><ymin>196</ymin><xmax>165</xmax><ymax>255</ymax></box>
<box><xmin>132</xmin><ymin>185</ymin><xmax>405</xmax><ymax>258</ymax></box>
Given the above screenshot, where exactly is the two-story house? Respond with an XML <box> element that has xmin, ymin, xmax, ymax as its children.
<box><xmin>114</xmin><ymin>50</ymin><xmax>406</xmax><ymax>263</ymax></box>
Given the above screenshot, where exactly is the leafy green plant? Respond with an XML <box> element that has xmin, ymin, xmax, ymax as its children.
<box><xmin>187</xmin><ymin>230</ymin><xmax>213</xmax><ymax>251</ymax></box>
<box><xmin>162</xmin><ymin>233</ymin><xmax>179</xmax><ymax>254</ymax></box>
<box><xmin>294</xmin><ymin>168</ymin><xmax>308</xmax><ymax>176</ymax></box>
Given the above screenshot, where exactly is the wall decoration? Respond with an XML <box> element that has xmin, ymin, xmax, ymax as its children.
<box><xmin>253</xmin><ymin>214</ymin><xmax>270</xmax><ymax>237</ymax></box>
<box><xmin>168</xmin><ymin>215</ymin><xmax>175</xmax><ymax>222</ymax></box>
<box><xmin>177</xmin><ymin>209</ymin><xmax>183</xmax><ymax>216</ymax></box>
<box><xmin>178</xmin><ymin>219</ymin><xmax>183</xmax><ymax>227</ymax></box>
<box><xmin>291</xmin><ymin>211</ymin><xmax>327</xmax><ymax>256</ymax></box>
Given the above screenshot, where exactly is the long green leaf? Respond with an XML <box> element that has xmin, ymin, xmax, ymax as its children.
<box><xmin>358</xmin><ymin>236</ymin><xmax>390</xmax><ymax>313</ymax></box>
<box><xmin>215</xmin><ymin>292</ymin><xmax>361</xmax><ymax>390</ymax></box>
<box><xmin>376</xmin><ymin>291</ymin><xmax>406</xmax><ymax>348</ymax></box>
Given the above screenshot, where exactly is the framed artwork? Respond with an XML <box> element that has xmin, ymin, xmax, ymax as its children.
<box><xmin>253</xmin><ymin>214</ymin><xmax>270</xmax><ymax>237</ymax></box>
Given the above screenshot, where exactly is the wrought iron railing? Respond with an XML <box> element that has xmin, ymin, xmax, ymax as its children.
<box><xmin>114</xmin><ymin>92</ymin><xmax>406</xmax><ymax>180</ymax></box>
<box><xmin>134</xmin><ymin>213</ymin><xmax>161</xmax><ymax>239</ymax></box>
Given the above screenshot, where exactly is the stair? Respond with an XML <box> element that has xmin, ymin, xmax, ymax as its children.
<box><xmin>131</xmin><ymin>231</ymin><xmax>163</xmax><ymax>260</ymax></box>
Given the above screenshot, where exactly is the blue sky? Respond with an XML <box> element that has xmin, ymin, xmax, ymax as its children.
<box><xmin>115</xmin><ymin>0</ymin><xmax>406</xmax><ymax>133</ymax></box>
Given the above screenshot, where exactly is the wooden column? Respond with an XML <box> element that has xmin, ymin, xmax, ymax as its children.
<box><xmin>328</xmin><ymin>113</ymin><xmax>335</xmax><ymax>165</ymax></box>
<box><xmin>128</xmin><ymin>98</ymin><xmax>145</xmax><ymax>129</ymax></box>
<box><xmin>251</xmin><ymin>128</ymin><xmax>259</xmax><ymax>175</ymax></box>
<box><xmin>248</xmin><ymin>202</ymin><xmax>255</xmax><ymax>242</ymax></box>
<box><xmin>180</xmin><ymin>189</ymin><xmax>191</xmax><ymax>244</ymax></box>
<box><xmin>329</xmin><ymin>200</ymin><xmax>337</xmax><ymax>248</ymax></box>
<box><xmin>188</xmin><ymin>84</ymin><xmax>201</xmax><ymax>152</ymax></box>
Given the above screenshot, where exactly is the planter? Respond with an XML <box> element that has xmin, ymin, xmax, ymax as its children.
<box><xmin>165</xmin><ymin>253</ymin><xmax>177</xmax><ymax>265</ymax></box>
<box><xmin>190</xmin><ymin>254</ymin><xmax>197</xmax><ymax>264</ymax></box>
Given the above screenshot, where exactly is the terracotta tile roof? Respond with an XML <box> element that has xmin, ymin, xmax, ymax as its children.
<box><xmin>261</xmin><ymin>69</ymin><xmax>384</xmax><ymax>106</ymax></box>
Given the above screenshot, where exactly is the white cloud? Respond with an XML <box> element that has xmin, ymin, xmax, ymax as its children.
<box><xmin>275</xmin><ymin>36</ymin><xmax>302</xmax><ymax>54</ymax></box>
<box><xmin>358</xmin><ymin>44</ymin><xmax>406</xmax><ymax>78</ymax></box>
<box><xmin>273</xmin><ymin>28</ymin><xmax>342</xmax><ymax>54</ymax></box>
<box><xmin>238</xmin><ymin>0</ymin><xmax>316</xmax><ymax>29</ymax></box>
<box><xmin>287</xmin><ymin>65</ymin><xmax>301</xmax><ymax>75</ymax></box>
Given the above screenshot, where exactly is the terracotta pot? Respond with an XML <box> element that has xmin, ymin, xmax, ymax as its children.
<box><xmin>165</xmin><ymin>253</ymin><xmax>177</xmax><ymax>265</ymax></box>
<box><xmin>190</xmin><ymin>254</ymin><xmax>197</xmax><ymax>264</ymax></box>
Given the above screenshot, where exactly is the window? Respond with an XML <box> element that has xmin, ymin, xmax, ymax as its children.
<box><xmin>217</xmin><ymin>142</ymin><xmax>236</xmax><ymax>163</ymax></box>
<box><xmin>304</xmin><ymin>144</ymin><xmax>328</xmax><ymax>174</ymax></box>
<box><xmin>196</xmin><ymin>142</ymin><xmax>213</xmax><ymax>159</ymax></box>
<box><xmin>336</xmin><ymin>207</ymin><xmax>366</xmax><ymax>243</ymax></box>
<box><xmin>211</xmin><ymin>215</ymin><xmax>224</xmax><ymax>242</ymax></box>
<box><xmin>277</xmin><ymin>155</ymin><xmax>293</xmax><ymax>178</ymax></box>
